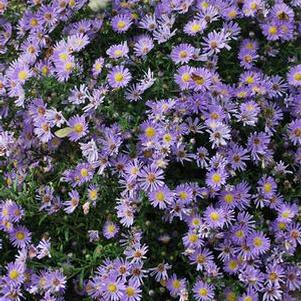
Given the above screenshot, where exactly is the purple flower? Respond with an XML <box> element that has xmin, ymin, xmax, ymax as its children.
<box><xmin>111</xmin><ymin>14</ymin><xmax>132</xmax><ymax>33</ymax></box>
<box><xmin>103</xmin><ymin>274</ymin><xmax>125</xmax><ymax>301</ymax></box>
<box><xmin>138</xmin><ymin>165</ymin><xmax>164</xmax><ymax>192</ymax></box>
<box><xmin>67</xmin><ymin>115</ymin><xmax>88</xmax><ymax>142</ymax></box>
<box><xmin>5</xmin><ymin>262</ymin><xmax>25</xmax><ymax>287</ymax></box>
<box><xmin>192</xmin><ymin>279</ymin><xmax>215</xmax><ymax>301</ymax></box>
<box><xmin>106</xmin><ymin>41</ymin><xmax>129</xmax><ymax>59</ymax></box>
<box><xmin>9</xmin><ymin>226</ymin><xmax>31</xmax><ymax>249</ymax></box>
<box><xmin>103</xmin><ymin>221</ymin><xmax>119</xmax><ymax>239</ymax></box>
<box><xmin>170</xmin><ymin>43</ymin><xmax>195</xmax><ymax>64</ymax></box>
<box><xmin>148</xmin><ymin>185</ymin><xmax>173</xmax><ymax>209</ymax></box>
<box><xmin>108</xmin><ymin>65</ymin><xmax>132</xmax><ymax>88</ymax></box>
<box><xmin>247</xmin><ymin>231</ymin><xmax>271</xmax><ymax>255</ymax></box>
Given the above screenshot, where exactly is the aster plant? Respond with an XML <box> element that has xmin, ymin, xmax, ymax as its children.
<box><xmin>0</xmin><ymin>0</ymin><xmax>301</xmax><ymax>301</ymax></box>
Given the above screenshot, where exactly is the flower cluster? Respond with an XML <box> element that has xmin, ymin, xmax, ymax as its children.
<box><xmin>0</xmin><ymin>0</ymin><xmax>301</xmax><ymax>301</ymax></box>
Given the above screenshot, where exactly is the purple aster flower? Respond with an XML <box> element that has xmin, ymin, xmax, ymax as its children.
<box><xmin>174</xmin><ymin>65</ymin><xmax>193</xmax><ymax>90</ymax></box>
<box><xmin>285</xmin><ymin>265</ymin><xmax>301</xmax><ymax>291</ymax></box>
<box><xmin>45</xmin><ymin>270</ymin><xmax>66</xmax><ymax>293</ymax></box>
<box><xmin>238</xmin><ymin>288</ymin><xmax>258</xmax><ymax>301</ymax></box>
<box><xmin>67</xmin><ymin>33</ymin><xmax>89</xmax><ymax>52</ymax></box>
<box><xmin>190</xmin><ymin>67</ymin><xmax>212</xmax><ymax>92</ymax></box>
<box><xmin>206</xmin><ymin>168</ymin><xmax>228</xmax><ymax>189</ymax></box>
<box><xmin>184</xmin><ymin>18</ymin><xmax>207</xmax><ymax>36</ymax></box>
<box><xmin>247</xmin><ymin>131</ymin><xmax>271</xmax><ymax>162</ymax></box>
<box><xmin>133</xmin><ymin>34</ymin><xmax>154</xmax><ymax>57</ymax></box>
<box><xmin>106</xmin><ymin>41</ymin><xmax>129</xmax><ymax>59</ymax></box>
<box><xmin>36</xmin><ymin>238</ymin><xmax>51</xmax><ymax>259</ymax></box>
<box><xmin>92</xmin><ymin>57</ymin><xmax>104</xmax><ymax>78</ymax></box>
<box><xmin>67</xmin><ymin>115</ymin><xmax>88</xmax><ymax>142</ymax></box>
<box><xmin>63</xmin><ymin>189</ymin><xmax>79</xmax><ymax>214</ymax></box>
<box><xmin>262</xmin><ymin>23</ymin><xmax>281</xmax><ymax>41</ymax></box>
<box><xmin>288</xmin><ymin>119</ymin><xmax>301</xmax><ymax>145</ymax></box>
<box><xmin>202</xmin><ymin>30</ymin><xmax>231</xmax><ymax>56</ymax></box>
<box><xmin>5</xmin><ymin>262</ymin><xmax>25</xmax><ymax>287</ymax></box>
<box><xmin>103</xmin><ymin>221</ymin><xmax>119</xmax><ymax>239</ymax></box>
<box><xmin>9</xmin><ymin>226</ymin><xmax>31</xmax><ymax>249</ymax></box>
<box><xmin>149</xmin><ymin>262</ymin><xmax>171</xmax><ymax>281</ymax></box>
<box><xmin>276</xmin><ymin>202</ymin><xmax>298</xmax><ymax>223</ymax></box>
<box><xmin>33</xmin><ymin>118</ymin><xmax>53</xmax><ymax>143</ymax></box>
<box><xmin>227</xmin><ymin>143</ymin><xmax>250</xmax><ymax>171</ymax></box>
<box><xmin>170</xmin><ymin>43</ymin><xmax>195</xmax><ymax>64</ymax></box>
<box><xmin>192</xmin><ymin>279</ymin><xmax>215</xmax><ymax>301</ymax></box>
<box><xmin>38</xmin><ymin>4</ymin><xmax>59</xmax><ymax>28</ymax></box>
<box><xmin>124</xmin><ymin>279</ymin><xmax>142</xmax><ymax>301</ymax></box>
<box><xmin>111</xmin><ymin>14</ymin><xmax>132</xmax><ymax>33</ymax></box>
<box><xmin>102</xmin><ymin>274</ymin><xmax>125</xmax><ymax>300</ymax></box>
<box><xmin>148</xmin><ymin>185</ymin><xmax>173</xmax><ymax>209</ymax></box>
<box><xmin>257</xmin><ymin>176</ymin><xmax>277</xmax><ymax>198</ymax></box>
<box><xmin>265</xmin><ymin>263</ymin><xmax>285</xmax><ymax>286</ymax></box>
<box><xmin>247</xmin><ymin>231</ymin><xmax>271</xmax><ymax>256</ymax></box>
<box><xmin>166</xmin><ymin>274</ymin><xmax>187</xmax><ymax>297</ymax></box>
<box><xmin>108</xmin><ymin>65</ymin><xmax>132</xmax><ymax>88</ymax></box>
<box><xmin>204</xmin><ymin>206</ymin><xmax>226</xmax><ymax>229</ymax></box>
<box><xmin>138</xmin><ymin>165</ymin><xmax>164</xmax><ymax>192</ymax></box>
<box><xmin>124</xmin><ymin>243</ymin><xmax>148</xmax><ymax>263</ymax></box>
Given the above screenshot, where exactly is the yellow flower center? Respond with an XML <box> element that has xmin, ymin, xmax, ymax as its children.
<box><xmin>244</xmin><ymin>297</ymin><xmax>253</xmax><ymax>301</ymax></box>
<box><xmin>80</xmin><ymin>168</ymin><xmax>88</xmax><ymax>177</ymax></box>
<box><xmin>269</xmin><ymin>26</ymin><xmax>277</xmax><ymax>35</ymax></box>
<box><xmin>16</xmin><ymin>231</ymin><xmax>25</xmax><ymax>240</ymax></box>
<box><xmin>42</xmin><ymin>66</ymin><xmax>49</xmax><ymax>75</ymax></box>
<box><xmin>108</xmin><ymin>224</ymin><xmax>116</xmax><ymax>233</ymax></box>
<box><xmin>191</xmin><ymin>23</ymin><xmax>201</xmax><ymax>32</ymax></box>
<box><xmin>145</xmin><ymin>127</ymin><xmax>156</xmax><ymax>138</ymax></box>
<box><xmin>114</xmin><ymin>72</ymin><xmax>124</xmax><ymax>82</ymax></box>
<box><xmin>179</xmin><ymin>51</ymin><xmax>188</xmax><ymax>58</ymax></box>
<box><xmin>117</xmin><ymin>21</ymin><xmax>126</xmax><ymax>29</ymax></box>
<box><xmin>282</xmin><ymin>210</ymin><xmax>290</xmax><ymax>218</ymax></box>
<box><xmin>269</xmin><ymin>272</ymin><xmax>278</xmax><ymax>281</ymax></box>
<box><xmin>172</xmin><ymin>279</ymin><xmax>181</xmax><ymax>289</ymax></box>
<box><xmin>9</xmin><ymin>270</ymin><xmax>19</xmax><ymax>280</ymax></box>
<box><xmin>263</xmin><ymin>183</ymin><xmax>272</xmax><ymax>193</ymax></box>
<box><xmin>95</xmin><ymin>63</ymin><xmax>102</xmax><ymax>71</ymax></box>
<box><xmin>73</xmin><ymin>123</ymin><xmax>83</xmax><ymax>133</ymax></box>
<box><xmin>228</xmin><ymin>10</ymin><xmax>237</xmax><ymax>18</ymax></box>
<box><xmin>59</xmin><ymin>53</ymin><xmax>69</xmax><ymax>61</ymax></box>
<box><xmin>229</xmin><ymin>260</ymin><xmax>238</xmax><ymax>270</ymax></box>
<box><xmin>65</xmin><ymin>62</ymin><xmax>74</xmax><ymax>71</ymax></box>
<box><xmin>210</xmin><ymin>211</ymin><xmax>220</xmax><ymax>221</ymax></box>
<box><xmin>155</xmin><ymin>191</ymin><xmax>165</xmax><ymax>202</ymax></box>
<box><xmin>253</xmin><ymin>237</ymin><xmax>263</xmax><ymax>247</ymax></box>
<box><xmin>126</xmin><ymin>287</ymin><xmax>135</xmax><ymax>296</ymax></box>
<box><xmin>235</xmin><ymin>230</ymin><xmax>244</xmax><ymax>238</ymax></box>
<box><xmin>224</xmin><ymin>194</ymin><xmax>234</xmax><ymax>203</ymax></box>
<box><xmin>212</xmin><ymin>173</ymin><xmax>221</xmax><ymax>184</ymax></box>
<box><xmin>30</xmin><ymin>18</ymin><xmax>38</xmax><ymax>26</ymax></box>
<box><xmin>226</xmin><ymin>292</ymin><xmax>237</xmax><ymax>301</ymax></box>
<box><xmin>163</xmin><ymin>133</ymin><xmax>172</xmax><ymax>143</ymax></box>
<box><xmin>89</xmin><ymin>190</ymin><xmax>97</xmax><ymax>200</ymax></box>
<box><xmin>189</xmin><ymin>234</ymin><xmax>198</xmax><ymax>243</ymax></box>
<box><xmin>294</xmin><ymin>73</ymin><xmax>301</xmax><ymax>81</ymax></box>
<box><xmin>246</xmin><ymin>76</ymin><xmax>254</xmax><ymax>84</ymax></box>
<box><xmin>18</xmin><ymin>70</ymin><xmax>28</xmax><ymax>81</ymax></box>
<box><xmin>182</xmin><ymin>73</ymin><xmax>191</xmax><ymax>82</ymax></box>
<box><xmin>179</xmin><ymin>191</ymin><xmax>188</xmax><ymax>200</ymax></box>
<box><xmin>199</xmin><ymin>288</ymin><xmax>208</xmax><ymax>296</ymax></box>
<box><xmin>107</xmin><ymin>283</ymin><xmax>117</xmax><ymax>293</ymax></box>
<box><xmin>114</xmin><ymin>50</ymin><xmax>123</xmax><ymax>56</ymax></box>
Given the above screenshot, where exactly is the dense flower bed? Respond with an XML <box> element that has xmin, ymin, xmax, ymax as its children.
<box><xmin>0</xmin><ymin>0</ymin><xmax>301</xmax><ymax>300</ymax></box>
